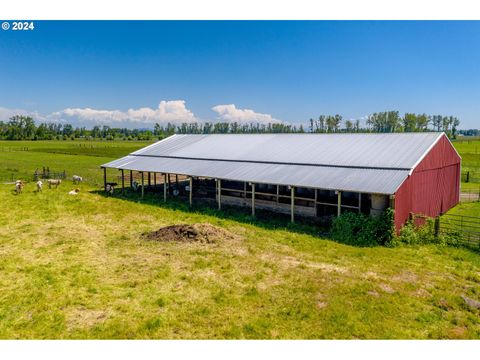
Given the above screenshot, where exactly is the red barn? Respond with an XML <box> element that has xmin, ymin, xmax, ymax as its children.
<box><xmin>102</xmin><ymin>132</ymin><xmax>461</xmax><ymax>232</ymax></box>
<box><xmin>393</xmin><ymin>133</ymin><xmax>461</xmax><ymax>230</ymax></box>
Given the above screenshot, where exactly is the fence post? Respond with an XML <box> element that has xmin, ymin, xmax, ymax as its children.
<box><xmin>466</xmin><ymin>171</ymin><xmax>470</xmax><ymax>183</ymax></box>
<box><xmin>434</xmin><ymin>217</ymin><xmax>440</xmax><ymax>238</ymax></box>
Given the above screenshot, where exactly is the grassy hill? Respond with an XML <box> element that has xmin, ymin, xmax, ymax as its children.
<box><xmin>0</xmin><ymin>138</ymin><xmax>479</xmax><ymax>339</ymax></box>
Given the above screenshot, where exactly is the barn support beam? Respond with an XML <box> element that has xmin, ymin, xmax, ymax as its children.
<box><xmin>389</xmin><ymin>195</ymin><xmax>395</xmax><ymax>209</ymax></box>
<box><xmin>314</xmin><ymin>189</ymin><xmax>318</xmax><ymax>217</ymax></box>
<box><xmin>176</xmin><ymin>174</ymin><xmax>179</xmax><ymax>189</ymax></box>
<box><xmin>251</xmin><ymin>183</ymin><xmax>255</xmax><ymax>217</ymax></box>
<box><xmin>163</xmin><ymin>173</ymin><xmax>167</xmax><ymax>202</ymax></box>
<box><xmin>243</xmin><ymin>182</ymin><xmax>247</xmax><ymax>198</ymax></box>
<box><xmin>189</xmin><ymin>177</ymin><xmax>193</xmax><ymax>207</ymax></box>
<box><xmin>129</xmin><ymin>170</ymin><xmax>133</xmax><ymax>188</ymax></box>
<box><xmin>141</xmin><ymin>172</ymin><xmax>144</xmax><ymax>199</ymax></box>
<box><xmin>337</xmin><ymin>191</ymin><xmax>342</xmax><ymax>217</ymax></box>
<box><xmin>358</xmin><ymin>192</ymin><xmax>362</xmax><ymax>213</ymax></box>
<box><xmin>153</xmin><ymin>172</ymin><xmax>157</xmax><ymax>189</ymax></box>
<box><xmin>290</xmin><ymin>186</ymin><xmax>295</xmax><ymax>223</ymax></box>
<box><xmin>217</xmin><ymin>179</ymin><xmax>222</xmax><ymax>210</ymax></box>
<box><xmin>103</xmin><ymin>167</ymin><xmax>106</xmax><ymax>192</ymax></box>
<box><xmin>167</xmin><ymin>174</ymin><xmax>171</xmax><ymax>194</ymax></box>
<box><xmin>148</xmin><ymin>172</ymin><xmax>151</xmax><ymax>187</ymax></box>
<box><xmin>121</xmin><ymin>169</ymin><xmax>125</xmax><ymax>195</ymax></box>
<box><xmin>276</xmin><ymin>185</ymin><xmax>280</xmax><ymax>203</ymax></box>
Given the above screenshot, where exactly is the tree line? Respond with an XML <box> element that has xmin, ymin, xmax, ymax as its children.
<box><xmin>308</xmin><ymin>112</ymin><xmax>461</xmax><ymax>137</ymax></box>
<box><xmin>0</xmin><ymin>112</ymin><xmax>466</xmax><ymax>141</ymax></box>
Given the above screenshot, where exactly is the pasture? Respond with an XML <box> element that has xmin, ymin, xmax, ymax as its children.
<box><xmin>0</xmin><ymin>138</ymin><xmax>479</xmax><ymax>339</ymax></box>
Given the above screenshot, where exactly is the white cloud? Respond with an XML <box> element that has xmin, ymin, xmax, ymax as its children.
<box><xmin>0</xmin><ymin>106</ymin><xmax>46</xmax><ymax>121</ymax></box>
<box><xmin>51</xmin><ymin>100</ymin><xmax>197</xmax><ymax>125</ymax></box>
<box><xmin>212</xmin><ymin>104</ymin><xmax>283</xmax><ymax>124</ymax></box>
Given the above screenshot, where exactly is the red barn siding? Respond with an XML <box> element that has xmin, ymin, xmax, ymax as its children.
<box><xmin>394</xmin><ymin>134</ymin><xmax>461</xmax><ymax>231</ymax></box>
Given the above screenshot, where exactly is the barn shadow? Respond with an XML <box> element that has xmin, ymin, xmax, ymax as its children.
<box><xmin>90</xmin><ymin>188</ymin><xmax>335</xmax><ymax>241</ymax></box>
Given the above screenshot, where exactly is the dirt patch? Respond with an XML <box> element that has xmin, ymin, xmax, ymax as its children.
<box><xmin>66</xmin><ymin>307</ymin><xmax>108</xmax><ymax>329</ymax></box>
<box><xmin>142</xmin><ymin>223</ymin><xmax>234</xmax><ymax>244</ymax></box>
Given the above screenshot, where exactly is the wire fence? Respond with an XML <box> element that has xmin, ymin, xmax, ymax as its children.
<box><xmin>460</xmin><ymin>188</ymin><xmax>480</xmax><ymax>202</ymax></box>
<box><xmin>438</xmin><ymin>213</ymin><xmax>480</xmax><ymax>250</ymax></box>
<box><xmin>462</xmin><ymin>171</ymin><xmax>480</xmax><ymax>184</ymax></box>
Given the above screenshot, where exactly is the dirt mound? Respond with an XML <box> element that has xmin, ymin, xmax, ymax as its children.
<box><xmin>143</xmin><ymin>223</ymin><xmax>233</xmax><ymax>244</ymax></box>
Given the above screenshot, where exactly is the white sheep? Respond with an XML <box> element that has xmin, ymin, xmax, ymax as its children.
<box><xmin>47</xmin><ymin>179</ymin><xmax>62</xmax><ymax>189</ymax></box>
<box><xmin>72</xmin><ymin>175</ymin><xmax>83</xmax><ymax>184</ymax></box>
<box><xmin>106</xmin><ymin>184</ymin><xmax>115</xmax><ymax>195</ymax></box>
<box><xmin>15</xmin><ymin>180</ymin><xmax>25</xmax><ymax>194</ymax></box>
<box><xmin>36</xmin><ymin>180</ymin><xmax>43</xmax><ymax>192</ymax></box>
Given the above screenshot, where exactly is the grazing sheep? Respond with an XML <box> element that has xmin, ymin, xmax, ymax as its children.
<box><xmin>36</xmin><ymin>180</ymin><xmax>43</xmax><ymax>192</ymax></box>
<box><xmin>68</xmin><ymin>188</ymin><xmax>80</xmax><ymax>195</ymax></box>
<box><xmin>132</xmin><ymin>181</ymin><xmax>139</xmax><ymax>191</ymax></box>
<box><xmin>47</xmin><ymin>179</ymin><xmax>62</xmax><ymax>189</ymax></box>
<box><xmin>15</xmin><ymin>180</ymin><xmax>25</xmax><ymax>194</ymax></box>
<box><xmin>72</xmin><ymin>175</ymin><xmax>83</xmax><ymax>184</ymax></box>
<box><xmin>106</xmin><ymin>184</ymin><xmax>115</xmax><ymax>195</ymax></box>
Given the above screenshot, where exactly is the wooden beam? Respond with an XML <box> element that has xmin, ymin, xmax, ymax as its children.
<box><xmin>276</xmin><ymin>185</ymin><xmax>279</xmax><ymax>203</ymax></box>
<box><xmin>163</xmin><ymin>173</ymin><xmax>167</xmax><ymax>202</ymax></box>
<box><xmin>141</xmin><ymin>172</ymin><xmax>144</xmax><ymax>199</ymax></box>
<box><xmin>189</xmin><ymin>177</ymin><xmax>193</xmax><ymax>207</ymax></box>
<box><xmin>243</xmin><ymin>182</ymin><xmax>247</xmax><ymax>198</ymax></box>
<box><xmin>337</xmin><ymin>191</ymin><xmax>341</xmax><ymax>217</ymax></box>
<box><xmin>154</xmin><ymin>172</ymin><xmax>157</xmax><ymax>188</ymax></box>
<box><xmin>148</xmin><ymin>172</ymin><xmax>151</xmax><ymax>187</ymax></box>
<box><xmin>358</xmin><ymin>192</ymin><xmax>362</xmax><ymax>213</ymax></box>
<box><xmin>314</xmin><ymin>189</ymin><xmax>318</xmax><ymax>217</ymax></box>
<box><xmin>291</xmin><ymin>186</ymin><xmax>295</xmax><ymax>223</ymax></box>
<box><xmin>129</xmin><ymin>170</ymin><xmax>133</xmax><ymax>188</ymax></box>
<box><xmin>103</xmin><ymin>167</ymin><xmax>107</xmax><ymax>192</ymax></box>
<box><xmin>217</xmin><ymin>179</ymin><xmax>221</xmax><ymax>210</ymax></box>
<box><xmin>251</xmin><ymin>183</ymin><xmax>255</xmax><ymax>217</ymax></box>
<box><xmin>121</xmin><ymin>169</ymin><xmax>125</xmax><ymax>195</ymax></box>
<box><xmin>176</xmin><ymin>174</ymin><xmax>179</xmax><ymax>189</ymax></box>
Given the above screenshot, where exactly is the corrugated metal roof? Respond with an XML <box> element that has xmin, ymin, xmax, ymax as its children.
<box><xmin>102</xmin><ymin>133</ymin><xmax>445</xmax><ymax>195</ymax></box>
<box><xmin>131</xmin><ymin>133</ymin><xmax>443</xmax><ymax>169</ymax></box>
<box><xmin>102</xmin><ymin>155</ymin><xmax>409</xmax><ymax>194</ymax></box>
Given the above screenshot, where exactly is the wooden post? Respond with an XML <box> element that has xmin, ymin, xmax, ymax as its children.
<box><xmin>337</xmin><ymin>191</ymin><xmax>341</xmax><ymax>217</ymax></box>
<box><xmin>103</xmin><ymin>167</ymin><xmax>107</xmax><ymax>191</ymax></box>
<box><xmin>189</xmin><ymin>177</ymin><xmax>193</xmax><ymax>207</ymax></box>
<box><xmin>167</xmin><ymin>174</ymin><xmax>171</xmax><ymax>194</ymax></box>
<box><xmin>217</xmin><ymin>179</ymin><xmax>222</xmax><ymax>210</ymax></box>
<box><xmin>291</xmin><ymin>186</ymin><xmax>295</xmax><ymax>223</ymax></box>
<box><xmin>276</xmin><ymin>185</ymin><xmax>280</xmax><ymax>203</ymax></box>
<box><xmin>251</xmin><ymin>183</ymin><xmax>255</xmax><ymax>217</ymax></box>
<box><xmin>358</xmin><ymin>192</ymin><xmax>362</xmax><ymax>213</ymax></box>
<box><xmin>154</xmin><ymin>172</ymin><xmax>157</xmax><ymax>189</ymax></box>
<box><xmin>129</xmin><ymin>170</ymin><xmax>133</xmax><ymax>188</ymax></box>
<box><xmin>163</xmin><ymin>173</ymin><xmax>167</xmax><ymax>202</ymax></box>
<box><xmin>121</xmin><ymin>169</ymin><xmax>125</xmax><ymax>195</ymax></box>
<box><xmin>314</xmin><ymin>188</ymin><xmax>318</xmax><ymax>217</ymax></box>
<box><xmin>434</xmin><ymin>217</ymin><xmax>440</xmax><ymax>238</ymax></box>
<box><xmin>148</xmin><ymin>172</ymin><xmax>151</xmax><ymax>187</ymax></box>
<box><xmin>244</xmin><ymin>182</ymin><xmax>247</xmax><ymax>198</ymax></box>
<box><xmin>141</xmin><ymin>172</ymin><xmax>144</xmax><ymax>199</ymax></box>
<box><xmin>176</xmin><ymin>174</ymin><xmax>179</xmax><ymax>189</ymax></box>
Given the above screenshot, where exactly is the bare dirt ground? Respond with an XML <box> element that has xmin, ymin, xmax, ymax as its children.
<box><xmin>142</xmin><ymin>223</ymin><xmax>236</xmax><ymax>244</ymax></box>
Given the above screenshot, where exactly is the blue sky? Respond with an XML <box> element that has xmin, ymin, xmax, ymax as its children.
<box><xmin>0</xmin><ymin>21</ymin><xmax>479</xmax><ymax>128</ymax></box>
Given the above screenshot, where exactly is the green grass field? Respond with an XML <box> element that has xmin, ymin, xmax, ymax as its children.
<box><xmin>0</xmin><ymin>138</ymin><xmax>479</xmax><ymax>339</ymax></box>
<box><xmin>452</xmin><ymin>137</ymin><xmax>480</xmax><ymax>192</ymax></box>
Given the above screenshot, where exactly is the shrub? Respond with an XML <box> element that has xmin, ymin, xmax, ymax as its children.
<box><xmin>330</xmin><ymin>208</ymin><xmax>395</xmax><ymax>247</ymax></box>
<box><xmin>395</xmin><ymin>218</ymin><xmax>462</xmax><ymax>247</ymax></box>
